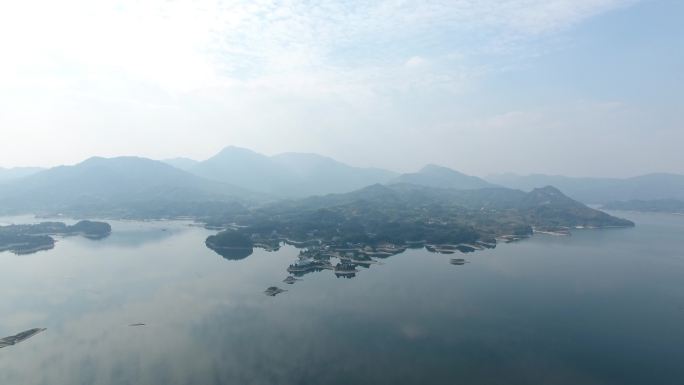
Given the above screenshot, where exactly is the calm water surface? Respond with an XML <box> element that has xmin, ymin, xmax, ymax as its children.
<box><xmin>1</xmin><ymin>212</ymin><xmax>683</xmax><ymax>385</ymax></box>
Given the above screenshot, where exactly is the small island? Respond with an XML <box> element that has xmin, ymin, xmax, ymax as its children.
<box><xmin>67</xmin><ymin>220</ymin><xmax>113</xmax><ymax>239</ymax></box>
<box><xmin>0</xmin><ymin>220</ymin><xmax>112</xmax><ymax>255</ymax></box>
<box><xmin>205</xmin><ymin>231</ymin><xmax>254</xmax><ymax>260</ymax></box>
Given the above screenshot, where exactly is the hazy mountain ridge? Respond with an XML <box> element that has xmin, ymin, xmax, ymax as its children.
<box><xmin>190</xmin><ymin>146</ymin><xmax>398</xmax><ymax>197</ymax></box>
<box><xmin>487</xmin><ymin>173</ymin><xmax>684</xmax><ymax>204</ymax></box>
<box><xmin>0</xmin><ymin>149</ymin><xmax>506</xmax><ymax>217</ymax></box>
<box><xmin>0</xmin><ymin>148</ymin><xmax>660</xmax><ymax>227</ymax></box>
<box><xmin>162</xmin><ymin>157</ymin><xmax>199</xmax><ymax>171</ymax></box>
<box><xmin>205</xmin><ymin>182</ymin><xmax>632</xmax><ymax>251</ymax></box>
<box><xmin>519</xmin><ymin>186</ymin><xmax>632</xmax><ymax>228</ymax></box>
<box><xmin>392</xmin><ymin>164</ymin><xmax>497</xmax><ymax>190</ymax></box>
<box><xmin>226</xmin><ymin>182</ymin><xmax>632</xmax><ymax>230</ymax></box>
<box><xmin>0</xmin><ymin>167</ymin><xmax>45</xmax><ymax>184</ymax></box>
<box><xmin>0</xmin><ymin>157</ymin><xmax>255</xmax><ymax>217</ymax></box>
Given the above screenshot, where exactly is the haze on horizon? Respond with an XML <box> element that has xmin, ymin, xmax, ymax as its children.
<box><xmin>1</xmin><ymin>0</ymin><xmax>682</xmax><ymax>178</ymax></box>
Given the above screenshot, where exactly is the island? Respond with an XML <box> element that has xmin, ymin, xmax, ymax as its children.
<box><xmin>67</xmin><ymin>220</ymin><xmax>113</xmax><ymax>239</ymax></box>
<box><xmin>203</xmin><ymin>184</ymin><xmax>634</xmax><ymax>279</ymax></box>
<box><xmin>0</xmin><ymin>220</ymin><xmax>112</xmax><ymax>255</ymax></box>
<box><xmin>205</xmin><ymin>230</ymin><xmax>254</xmax><ymax>260</ymax></box>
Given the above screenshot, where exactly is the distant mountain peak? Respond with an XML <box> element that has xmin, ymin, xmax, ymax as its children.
<box><xmin>487</xmin><ymin>172</ymin><xmax>684</xmax><ymax>204</ymax></box>
<box><xmin>392</xmin><ymin>165</ymin><xmax>496</xmax><ymax>190</ymax></box>
<box><xmin>190</xmin><ymin>146</ymin><xmax>397</xmax><ymax>197</ymax></box>
<box><xmin>419</xmin><ymin>164</ymin><xmax>461</xmax><ymax>173</ymax></box>
<box><xmin>0</xmin><ymin>166</ymin><xmax>45</xmax><ymax>184</ymax></box>
<box><xmin>0</xmin><ymin>156</ymin><xmax>255</xmax><ymax>216</ymax></box>
<box><xmin>421</xmin><ymin>163</ymin><xmax>440</xmax><ymax>170</ymax></box>
<box><xmin>81</xmin><ymin>156</ymin><xmax>107</xmax><ymax>163</ymax></box>
<box><xmin>80</xmin><ymin>155</ymin><xmax>154</xmax><ymax>164</ymax></box>
<box><xmin>162</xmin><ymin>157</ymin><xmax>199</xmax><ymax>171</ymax></box>
<box><xmin>532</xmin><ymin>185</ymin><xmax>564</xmax><ymax>195</ymax></box>
<box><xmin>217</xmin><ymin>146</ymin><xmax>261</xmax><ymax>156</ymax></box>
<box><xmin>520</xmin><ymin>185</ymin><xmax>586</xmax><ymax>209</ymax></box>
<box><xmin>357</xmin><ymin>183</ymin><xmax>394</xmax><ymax>194</ymax></box>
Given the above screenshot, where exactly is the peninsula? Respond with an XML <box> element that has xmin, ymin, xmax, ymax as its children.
<box><xmin>204</xmin><ymin>184</ymin><xmax>634</xmax><ymax>261</ymax></box>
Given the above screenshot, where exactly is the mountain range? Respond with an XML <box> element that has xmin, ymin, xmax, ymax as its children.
<box><xmin>0</xmin><ymin>157</ymin><xmax>250</xmax><ymax>218</ymax></box>
<box><xmin>391</xmin><ymin>164</ymin><xmax>497</xmax><ymax>190</ymax></box>
<box><xmin>265</xmin><ymin>183</ymin><xmax>632</xmax><ymax>228</ymax></box>
<box><xmin>0</xmin><ymin>146</ymin><xmax>681</xmax><ymax>219</ymax></box>
<box><xmin>211</xmin><ymin>182</ymin><xmax>633</xmax><ymax>250</ymax></box>
<box><xmin>185</xmin><ymin>146</ymin><xmax>398</xmax><ymax>197</ymax></box>
<box><xmin>0</xmin><ymin>167</ymin><xmax>44</xmax><ymax>184</ymax></box>
<box><xmin>162</xmin><ymin>157</ymin><xmax>199</xmax><ymax>171</ymax></box>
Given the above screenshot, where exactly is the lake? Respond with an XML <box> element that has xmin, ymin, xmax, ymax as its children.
<box><xmin>1</xmin><ymin>211</ymin><xmax>683</xmax><ymax>385</ymax></box>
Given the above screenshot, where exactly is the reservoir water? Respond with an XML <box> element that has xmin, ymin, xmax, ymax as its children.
<box><xmin>1</xmin><ymin>211</ymin><xmax>683</xmax><ymax>385</ymax></box>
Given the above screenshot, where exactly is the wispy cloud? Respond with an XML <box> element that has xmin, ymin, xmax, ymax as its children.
<box><xmin>2</xmin><ymin>0</ymin><xmax>659</xmax><ymax>174</ymax></box>
<box><xmin>0</xmin><ymin>0</ymin><xmax>635</xmax><ymax>94</ymax></box>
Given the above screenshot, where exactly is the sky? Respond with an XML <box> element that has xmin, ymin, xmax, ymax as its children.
<box><xmin>0</xmin><ymin>0</ymin><xmax>682</xmax><ymax>177</ymax></box>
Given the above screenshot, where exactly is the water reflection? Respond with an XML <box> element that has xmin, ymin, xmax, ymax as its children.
<box><xmin>264</xmin><ymin>286</ymin><xmax>287</xmax><ymax>296</ymax></box>
<box><xmin>206</xmin><ymin>239</ymin><xmax>477</xmax><ymax>288</ymax></box>
<box><xmin>1</xmin><ymin>213</ymin><xmax>682</xmax><ymax>385</ymax></box>
<box><xmin>99</xmin><ymin>222</ymin><xmax>185</xmax><ymax>247</ymax></box>
<box><xmin>449</xmin><ymin>258</ymin><xmax>468</xmax><ymax>265</ymax></box>
<box><xmin>282</xmin><ymin>276</ymin><xmax>300</xmax><ymax>285</ymax></box>
<box><xmin>209</xmin><ymin>246</ymin><xmax>253</xmax><ymax>260</ymax></box>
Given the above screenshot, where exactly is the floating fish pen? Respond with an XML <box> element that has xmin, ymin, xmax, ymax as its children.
<box><xmin>287</xmin><ymin>259</ymin><xmax>333</xmax><ymax>274</ymax></box>
<box><xmin>264</xmin><ymin>286</ymin><xmax>286</xmax><ymax>296</ymax></box>
<box><xmin>455</xmin><ymin>245</ymin><xmax>477</xmax><ymax>253</ymax></box>
<box><xmin>334</xmin><ymin>262</ymin><xmax>358</xmax><ymax>275</ymax></box>
<box><xmin>495</xmin><ymin>234</ymin><xmax>530</xmax><ymax>243</ymax></box>
<box><xmin>282</xmin><ymin>276</ymin><xmax>300</xmax><ymax>284</ymax></box>
<box><xmin>284</xmin><ymin>239</ymin><xmax>321</xmax><ymax>248</ymax></box>
<box><xmin>425</xmin><ymin>245</ymin><xmax>456</xmax><ymax>254</ymax></box>
<box><xmin>0</xmin><ymin>328</ymin><xmax>46</xmax><ymax>348</ymax></box>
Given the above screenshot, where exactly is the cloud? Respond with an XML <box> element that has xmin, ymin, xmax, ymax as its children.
<box><xmin>0</xmin><ymin>0</ymin><xmax>636</xmax><ymax>94</ymax></box>
<box><xmin>0</xmin><ymin>0</ymin><xmax>654</xmax><ymax>174</ymax></box>
<box><xmin>405</xmin><ymin>56</ymin><xmax>428</xmax><ymax>68</ymax></box>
